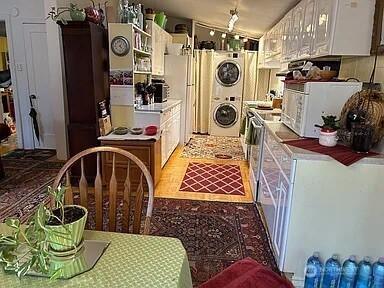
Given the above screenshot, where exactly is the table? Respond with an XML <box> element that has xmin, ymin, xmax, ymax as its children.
<box><xmin>0</xmin><ymin>227</ymin><xmax>193</xmax><ymax>288</ymax></box>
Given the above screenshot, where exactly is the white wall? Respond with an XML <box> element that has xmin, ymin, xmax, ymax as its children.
<box><xmin>44</xmin><ymin>0</ymin><xmax>68</xmax><ymax>159</ymax></box>
<box><xmin>0</xmin><ymin>0</ymin><xmax>47</xmax><ymax>149</ymax></box>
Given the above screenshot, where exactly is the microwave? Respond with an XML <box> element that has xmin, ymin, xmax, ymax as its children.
<box><xmin>153</xmin><ymin>80</ymin><xmax>169</xmax><ymax>103</ymax></box>
<box><xmin>281</xmin><ymin>82</ymin><xmax>362</xmax><ymax>138</ymax></box>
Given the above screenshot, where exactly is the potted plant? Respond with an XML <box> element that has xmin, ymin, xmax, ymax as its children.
<box><xmin>315</xmin><ymin>115</ymin><xmax>340</xmax><ymax>147</ymax></box>
<box><xmin>0</xmin><ymin>185</ymin><xmax>87</xmax><ymax>279</ymax></box>
<box><xmin>47</xmin><ymin>4</ymin><xmax>86</xmax><ymax>24</ymax></box>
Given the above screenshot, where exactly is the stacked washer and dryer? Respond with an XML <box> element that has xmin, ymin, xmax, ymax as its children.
<box><xmin>209</xmin><ymin>52</ymin><xmax>244</xmax><ymax>137</ymax></box>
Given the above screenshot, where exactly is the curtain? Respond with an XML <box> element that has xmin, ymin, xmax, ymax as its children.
<box><xmin>242</xmin><ymin>51</ymin><xmax>258</xmax><ymax>101</ymax></box>
<box><xmin>193</xmin><ymin>50</ymin><xmax>214</xmax><ymax>134</ymax></box>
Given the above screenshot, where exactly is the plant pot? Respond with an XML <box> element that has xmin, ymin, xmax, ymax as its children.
<box><xmin>319</xmin><ymin>130</ymin><xmax>338</xmax><ymax>147</ymax></box>
<box><xmin>70</xmin><ymin>9</ymin><xmax>86</xmax><ymax>21</ymax></box>
<box><xmin>47</xmin><ymin>205</ymin><xmax>88</xmax><ymax>252</ymax></box>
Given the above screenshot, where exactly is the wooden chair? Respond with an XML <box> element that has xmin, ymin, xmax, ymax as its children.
<box><xmin>52</xmin><ymin>146</ymin><xmax>154</xmax><ymax>234</ymax></box>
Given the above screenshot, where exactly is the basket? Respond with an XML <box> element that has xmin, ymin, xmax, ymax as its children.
<box><xmin>339</xmin><ymin>89</ymin><xmax>384</xmax><ymax>145</ymax></box>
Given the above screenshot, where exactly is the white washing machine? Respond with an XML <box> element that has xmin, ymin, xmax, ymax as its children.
<box><xmin>209</xmin><ymin>52</ymin><xmax>244</xmax><ymax>137</ymax></box>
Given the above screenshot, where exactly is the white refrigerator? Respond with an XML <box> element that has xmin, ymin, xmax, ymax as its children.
<box><xmin>164</xmin><ymin>54</ymin><xmax>194</xmax><ymax>144</ymax></box>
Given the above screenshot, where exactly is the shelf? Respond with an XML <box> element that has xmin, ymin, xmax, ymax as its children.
<box><xmin>129</xmin><ymin>24</ymin><xmax>151</xmax><ymax>38</ymax></box>
<box><xmin>110</xmin><ymin>84</ymin><xmax>133</xmax><ymax>88</ymax></box>
<box><xmin>133</xmin><ymin>70</ymin><xmax>152</xmax><ymax>75</ymax></box>
<box><xmin>133</xmin><ymin>48</ymin><xmax>151</xmax><ymax>56</ymax></box>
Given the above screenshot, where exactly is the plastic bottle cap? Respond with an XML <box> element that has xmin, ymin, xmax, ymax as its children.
<box><xmin>313</xmin><ymin>252</ymin><xmax>320</xmax><ymax>258</ymax></box>
<box><xmin>363</xmin><ymin>256</ymin><xmax>371</xmax><ymax>263</ymax></box>
<box><xmin>379</xmin><ymin>257</ymin><xmax>384</xmax><ymax>264</ymax></box>
<box><xmin>349</xmin><ymin>255</ymin><xmax>357</xmax><ymax>262</ymax></box>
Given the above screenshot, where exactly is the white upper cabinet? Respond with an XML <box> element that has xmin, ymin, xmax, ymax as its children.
<box><xmin>281</xmin><ymin>12</ymin><xmax>292</xmax><ymax>63</ymax></box>
<box><xmin>266</xmin><ymin>0</ymin><xmax>375</xmax><ymax>63</ymax></box>
<box><xmin>288</xmin><ymin>2</ymin><xmax>304</xmax><ymax>60</ymax></box>
<box><xmin>298</xmin><ymin>0</ymin><xmax>316</xmax><ymax>59</ymax></box>
<box><xmin>311</xmin><ymin>0</ymin><xmax>335</xmax><ymax>57</ymax></box>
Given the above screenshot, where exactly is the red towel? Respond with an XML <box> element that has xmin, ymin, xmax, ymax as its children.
<box><xmin>282</xmin><ymin>138</ymin><xmax>379</xmax><ymax>166</ymax></box>
<box><xmin>198</xmin><ymin>258</ymin><xmax>294</xmax><ymax>288</ymax></box>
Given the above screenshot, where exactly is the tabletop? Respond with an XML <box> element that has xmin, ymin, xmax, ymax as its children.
<box><xmin>0</xmin><ymin>227</ymin><xmax>193</xmax><ymax>288</ymax></box>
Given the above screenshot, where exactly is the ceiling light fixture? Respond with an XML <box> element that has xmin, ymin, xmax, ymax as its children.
<box><xmin>221</xmin><ymin>32</ymin><xmax>227</xmax><ymax>39</ymax></box>
<box><xmin>243</xmin><ymin>38</ymin><xmax>248</xmax><ymax>43</ymax></box>
<box><xmin>210</xmin><ymin>30</ymin><xmax>215</xmax><ymax>36</ymax></box>
<box><xmin>228</xmin><ymin>8</ymin><xmax>239</xmax><ymax>32</ymax></box>
<box><xmin>234</xmin><ymin>35</ymin><xmax>240</xmax><ymax>40</ymax></box>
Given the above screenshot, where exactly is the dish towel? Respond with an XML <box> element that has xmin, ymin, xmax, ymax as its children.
<box><xmin>198</xmin><ymin>257</ymin><xmax>294</xmax><ymax>288</ymax></box>
<box><xmin>245</xmin><ymin>118</ymin><xmax>261</xmax><ymax>145</ymax></box>
<box><xmin>282</xmin><ymin>138</ymin><xmax>380</xmax><ymax>166</ymax></box>
<box><xmin>240</xmin><ymin>116</ymin><xmax>246</xmax><ymax>135</ymax></box>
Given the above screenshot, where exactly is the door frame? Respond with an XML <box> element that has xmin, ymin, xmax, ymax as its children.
<box><xmin>0</xmin><ymin>13</ymin><xmax>24</xmax><ymax>148</ymax></box>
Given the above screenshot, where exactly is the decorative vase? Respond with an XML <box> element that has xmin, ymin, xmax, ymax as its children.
<box><xmin>47</xmin><ymin>205</ymin><xmax>88</xmax><ymax>252</ymax></box>
<box><xmin>70</xmin><ymin>8</ymin><xmax>86</xmax><ymax>21</ymax></box>
<box><xmin>319</xmin><ymin>130</ymin><xmax>338</xmax><ymax>147</ymax></box>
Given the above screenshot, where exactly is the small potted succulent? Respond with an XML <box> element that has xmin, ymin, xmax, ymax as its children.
<box><xmin>0</xmin><ymin>185</ymin><xmax>87</xmax><ymax>279</ymax></box>
<box><xmin>316</xmin><ymin>115</ymin><xmax>340</xmax><ymax>147</ymax></box>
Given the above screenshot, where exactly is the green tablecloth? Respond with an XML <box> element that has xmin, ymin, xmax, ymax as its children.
<box><xmin>0</xmin><ymin>227</ymin><xmax>193</xmax><ymax>288</ymax></box>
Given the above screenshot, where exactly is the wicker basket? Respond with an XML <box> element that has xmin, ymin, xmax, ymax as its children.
<box><xmin>339</xmin><ymin>89</ymin><xmax>384</xmax><ymax>145</ymax></box>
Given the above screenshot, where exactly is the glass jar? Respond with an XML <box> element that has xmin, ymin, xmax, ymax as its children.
<box><xmin>351</xmin><ymin>124</ymin><xmax>373</xmax><ymax>153</ymax></box>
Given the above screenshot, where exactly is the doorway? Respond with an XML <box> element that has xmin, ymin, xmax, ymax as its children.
<box><xmin>0</xmin><ymin>20</ymin><xmax>17</xmax><ymax>156</ymax></box>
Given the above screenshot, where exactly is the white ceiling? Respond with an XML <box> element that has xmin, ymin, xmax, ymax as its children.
<box><xmin>132</xmin><ymin>0</ymin><xmax>300</xmax><ymax>37</ymax></box>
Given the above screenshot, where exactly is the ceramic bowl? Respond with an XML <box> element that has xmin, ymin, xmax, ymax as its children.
<box><xmin>130</xmin><ymin>127</ymin><xmax>143</xmax><ymax>135</ymax></box>
<box><xmin>145</xmin><ymin>125</ymin><xmax>158</xmax><ymax>136</ymax></box>
<box><xmin>113</xmin><ymin>127</ymin><xmax>128</xmax><ymax>135</ymax></box>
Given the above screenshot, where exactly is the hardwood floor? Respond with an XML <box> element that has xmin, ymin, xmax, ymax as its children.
<box><xmin>0</xmin><ymin>133</ymin><xmax>17</xmax><ymax>156</ymax></box>
<box><xmin>155</xmin><ymin>147</ymin><xmax>254</xmax><ymax>203</ymax></box>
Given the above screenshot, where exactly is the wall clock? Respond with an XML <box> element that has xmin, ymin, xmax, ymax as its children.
<box><xmin>111</xmin><ymin>36</ymin><xmax>130</xmax><ymax>57</ymax></box>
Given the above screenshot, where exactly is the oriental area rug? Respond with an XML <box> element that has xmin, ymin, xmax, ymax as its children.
<box><xmin>181</xmin><ymin>135</ymin><xmax>246</xmax><ymax>161</ymax></box>
<box><xmin>0</xmin><ymin>149</ymin><xmax>62</xmax><ymax>223</ymax></box>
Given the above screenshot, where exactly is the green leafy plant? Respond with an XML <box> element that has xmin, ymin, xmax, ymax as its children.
<box><xmin>315</xmin><ymin>115</ymin><xmax>340</xmax><ymax>132</ymax></box>
<box><xmin>0</xmin><ymin>185</ymin><xmax>73</xmax><ymax>279</ymax></box>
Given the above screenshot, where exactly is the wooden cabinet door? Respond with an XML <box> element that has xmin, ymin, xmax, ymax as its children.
<box><xmin>288</xmin><ymin>3</ymin><xmax>304</xmax><ymax>60</ymax></box>
<box><xmin>281</xmin><ymin>13</ymin><xmax>292</xmax><ymax>62</ymax></box>
<box><xmin>312</xmin><ymin>0</ymin><xmax>335</xmax><ymax>56</ymax></box>
<box><xmin>298</xmin><ymin>0</ymin><xmax>316</xmax><ymax>59</ymax></box>
<box><xmin>258</xmin><ymin>35</ymin><xmax>265</xmax><ymax>66</ymax></box>
<box><xmin>274</xmin><ymin>173</ymin><xmax>290</xmax><ymax>266</ymax></box>
<box><xmin>259</xmin><ymin>144</ymin><xmax>280</xmax><ymax>240</ymax></box>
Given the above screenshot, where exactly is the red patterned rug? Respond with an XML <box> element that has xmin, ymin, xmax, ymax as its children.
<box><xmin>179</xmin><ymin>162</ymin><xmax>245</xmax><ymax>195</ymax></box>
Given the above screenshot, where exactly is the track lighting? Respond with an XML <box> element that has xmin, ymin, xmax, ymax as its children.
<box><xmin>243</xmin><ymin>38</ymin><xmax>248</xmax><ymax>43</ymax></box>
<box><xmin>234</xmin><ymin>35</ymin><xmax>240</xmax><ymax>40</ymax></box>
<box><xmin>210</xmin><ymin>30</ymin><xmax>215</xmax><ymax>36</ymax></box>
<box><xmin>228</xmin><ymin>8</ymin><xmax>239</xmax><ymax>32</ymax></box>
<box><xmin>221</xmin><ymin>33</ymin><xmax>227</xmax><ymax>39</ymax></box>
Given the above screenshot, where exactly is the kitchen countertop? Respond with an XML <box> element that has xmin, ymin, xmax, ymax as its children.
<box><xmin>98</xmin><ymin>131</ymin><xmax>161</xmax><ymax>141</ymax></box>
<box><xmin>264</xmin><ymin>121</ymin><xmax>384</xmax><ymax>165</ymax></box>
<box><xmin>135</xmin><ymin>99</ymin><xmax>182</xmax><ymax>113</ymax></box>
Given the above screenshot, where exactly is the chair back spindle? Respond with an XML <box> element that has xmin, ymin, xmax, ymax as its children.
<box><xmin>52</xmin><ymin>147</ymin><xmax>154</xmax><ymax>234</ymax></box>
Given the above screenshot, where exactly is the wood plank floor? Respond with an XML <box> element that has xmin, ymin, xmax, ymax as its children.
<box><xmin>155</xmin><ymin>146</ymin><xmax>254</xmax><ymax>203</ymax></box>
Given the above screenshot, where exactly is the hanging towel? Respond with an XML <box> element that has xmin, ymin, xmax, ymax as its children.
<box><xmin>240</xmin><ymin>116</ymin><xmax>246</xmax><ymax>135</ymax></box>
<box><xmin>246</xmin><ymin>118</ymin><xmax>261</xmax><ymax>145</ymax></box>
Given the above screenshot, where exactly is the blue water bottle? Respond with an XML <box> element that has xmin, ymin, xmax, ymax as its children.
<box><xmin>321</xmin><ymin>254</ymin><xmax>341</xmax><ymax>288</ymax></box>
<box><xmin>355</xmin><ymin>256</ymin><xmax>372</xmax><ymax>288</ymax></box>
<box><xmin>304</xmin><ymin>252</ymin><xmax>323</xmax><ymax>288</ymax></box>
<box><xmin>371</xmin><ymin>257</ymin><xmax>384</xmax><ymax>288</ymax></box>
<box><xmin>339</xmin><ymin>255</ymin><xmax>358</xmax><ymax>288</ymax></box>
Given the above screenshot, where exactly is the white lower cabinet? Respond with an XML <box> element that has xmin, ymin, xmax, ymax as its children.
<box><xmin>160</xmin><ymin>104</ymin><xmax>181</xmax><ymax>167</ymax></box>
<box><xmin>259</xmin><ymin>125</ymin><xmax>384</xmax><ymax>287</ymax></box>
<box><xmin>260</xmin><ymin>139</ymin><xmax>294</xmax><ymax>266</ymax></box>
